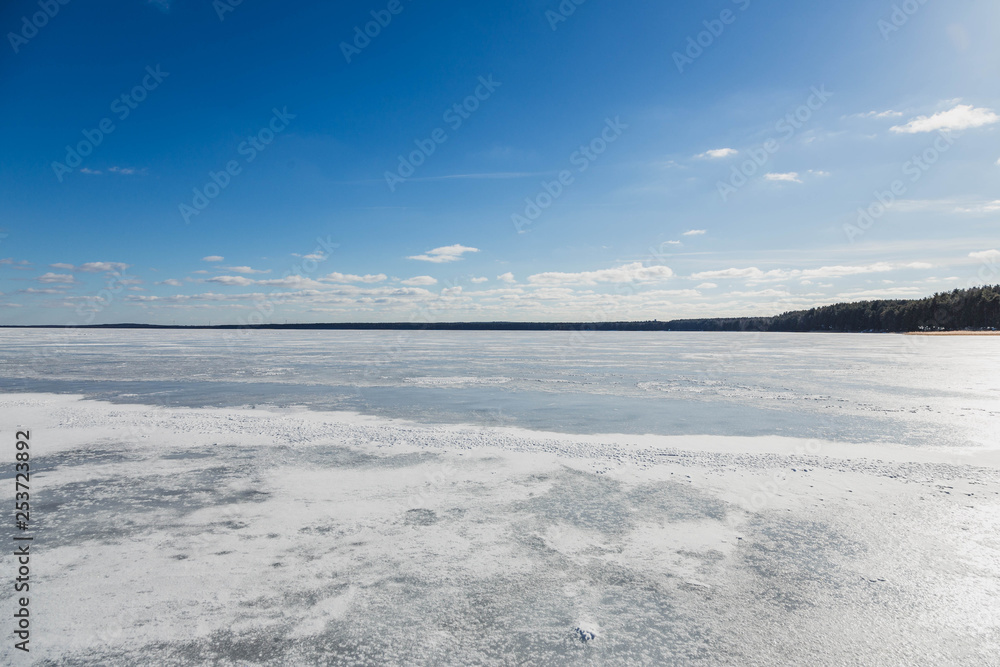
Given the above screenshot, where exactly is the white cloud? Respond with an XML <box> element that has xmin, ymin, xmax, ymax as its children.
<box><xmin>470</xmin><ymin>277</ymin><xmax>489</xmax><ymax>284</ymax></box>
<box><xmin>644</xmin><ymin>289</ymin><xmax>702</xmax><ymax>298</ymax></box>
<box><xmin>407</xmin><ymin>244</ymin><xmax>479</xmax><ymax>263</ymax></box>
<box><xmin>724</xmin><ymin>289</ymin><xmax>792</xmax><ymax>298</ymax></box>
<box><xmin>852</xmin><ymin>110</ymin><xmax>904</xmax><ymax>119</ymax></box>
<box><xmin>691</xmin><ymin>261</ymin><xmax>933</xmax><ymax>283</ymax></box>
<box><xmin>691</xmin><ymin>267</ymin><xmax>766</xmax><ymax>281</ymax></box>
<box><xmin>696</xmin><ymin>148</ymin><xmax>737</xmax><ymax>159</ymax></box>
<box><xmin>528</xmin><ymin>262</ymin><xmax>674</xmax><ymax>286</ymax></box>
<box><xmin>202</xmin><ymin>256</ymin><xmax>224</xmax><ymax>262</ymax></box>
<box><xmin>256</xmin><ymin>276</ymin><xmax>325</xmax><ymax>289</ymax></box>
<box><xmin>890</xmin><ymin>104</ymin><xmax>999</xmax><ymax>134</ymax></box>
<box><xmin>833</xmin><ymin>287</ymin><xmax>929</xmax><ymax>300</ymax></box>
<box><xmin>969</xmin><ymin>249</ymin><xmax>1000</xmax><ymax>263</ymax></box>
<box><xmin>49</xmin><ymin>261</ymin><xmax>130</xmax><ymax>273</ymax></box>
<box><xmin>206</xmin><ymin>276</ymin><xmax>254</xmax><ymax>287</ymax></box>
<box><xmin>996</xmin><ymin>158</ymin><xmax>1000</xmax><ymax>166</ymax></box>
<box><xmin>764</xmin><ymin>172</ymin><xmax>802</xmax><ymax>183</ymax></box>
<box><xmin>323</xmin><ymin>272</ymin><xmax>387</xmax><ymax>284</ymax></box>
<box><xmin>953</xmin><ymin>201</ymin><xmax>1000</xmax><ymax>214</ymax></box>
<box><xmin>527</xmin><ymin>287</ymin><xmax>576</xmax><ymax>301</ymax></box>
<box><xmin>103</xmin><ymin>266</ymin><xmax>969</xmax><ymax>321</ymax></box>
<box><xmin>682</xmin><ymin>229</ymin><xmax>706</xmax><ymax>236</ymax></box>
<box><xmin>224</xmin><ymin>266</ymin><xmax>271</xmax><ymax>275</ymax></box>
<box><xmin>807</xmin><ymin>169</ymin><xmax>830</xmax><ymax>177</ymax></box>
<box><xmin>497</xmin><ymin>272</ymin><xmax>516</xmax><ymax>284</ymax></box>
<box><xmin>893</xmin><ymin>198</ymin><xmax>1000</xmax><ymax>214</ymax></box>
<box><xmin>401</xmin><ymin>276</ymin><xmax>438</xmax><ymax>286</ymax></box>
<box><xmin>158</xmin><ymin>279</ymin><xmax>183</xmax><ymax>287</ymax></box>
<box><xmin>37</xmin><ymin>273</ymin><xmax>75</xmax><ymax>284</ymax></box>
<box><xmin>85</xmin><ymin>262</ymin><xmax>128</xmax><ymax>273</ymax></box>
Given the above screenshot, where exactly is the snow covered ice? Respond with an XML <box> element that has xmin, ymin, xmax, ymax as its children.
<box><xmin>0</xmin><ymin>330</ymin><xmax>998</xmax><ymax>664</ymax></box>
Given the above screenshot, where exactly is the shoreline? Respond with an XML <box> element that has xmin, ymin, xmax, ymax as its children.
<box><xmin>2</xmin><ymin>324</ymin><xmax>996</xmax><ymax>335</ymax></box>
<box><xmin>904</xmin><ymin>331</ymin><xmax>1000</xmax><ymax>336</ymax></box>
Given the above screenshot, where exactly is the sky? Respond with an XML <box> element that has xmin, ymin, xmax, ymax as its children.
<box><xmin>1</xmin><ymin>0</ymin><xmax>998</xmax><ymax>325</ymax></box>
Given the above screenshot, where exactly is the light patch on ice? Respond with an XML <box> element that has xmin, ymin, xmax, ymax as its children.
<box><xmin>404</xmin><ymin>375</ymin><xmax>512</xmax><ymax>387</ymax></box>
<box><xmin>290</xmin><ymin>588</ymin><xmax>357</xmax><ymax>638</ymax></box>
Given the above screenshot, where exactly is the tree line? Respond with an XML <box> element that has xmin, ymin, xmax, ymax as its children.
<box><xmin>5</xmin><ymin>285</ymin><xmax>998</xmax><ymax>333</ymax></box>
<box><xmin>660</xmin><ymin>285</ymin><xmax>1000</xmax><ymax>333</ymax></box>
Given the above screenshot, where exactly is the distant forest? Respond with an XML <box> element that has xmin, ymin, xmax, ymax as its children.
<box><xmin>5</xmin><ymin>285</ymin><xmax>999</xmax><ymax>333</ymax></box>
<box><xmin>660</xmin><ymin>285</ymin><xmax>1000</xmax><ymax>333</ymax></box>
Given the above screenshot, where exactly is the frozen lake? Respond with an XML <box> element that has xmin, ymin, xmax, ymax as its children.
<box><xmin>1</xmin><ymin>329</ymin><xmax>998</xmax><ymax>447</ymax></box>
<box><xmin>0</xmin><ymin>330</ymin><xmax>998</xmax><ymax>665</ymax></box>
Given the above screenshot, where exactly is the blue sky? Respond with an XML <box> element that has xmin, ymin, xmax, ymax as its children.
<box><xmin>1</xmin><ymin>0</ymin><xmax>998</xmax><ymax>324</ymax></box>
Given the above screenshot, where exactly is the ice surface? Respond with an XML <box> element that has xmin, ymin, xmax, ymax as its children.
<box><xmin>1</xmin><ymin>329</ymin><xmax>999</xmax><ymax>447</ymax></box>
<box><xmin>1</xmin><ymin>393</ymin><xmax>998</xmax><ymax>665</ymax></box>
<box><xmin>1</xmin><ymin>329</ymin><xmax>998</xmax><ymax>664</ymax></box>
